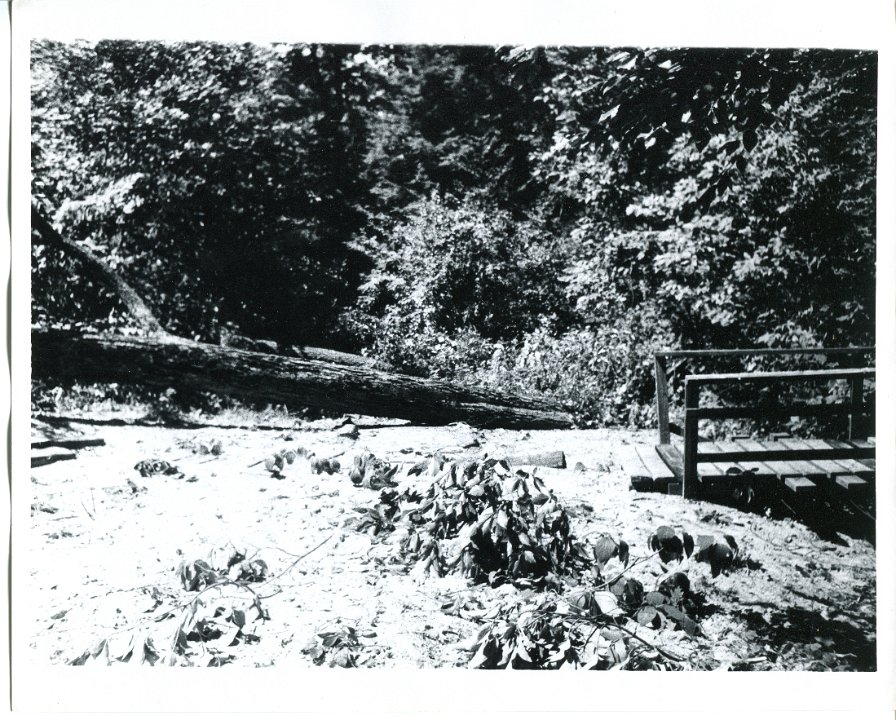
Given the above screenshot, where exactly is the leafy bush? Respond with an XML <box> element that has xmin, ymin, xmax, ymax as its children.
<box><xmin>481</xmin><ymin>319</ymin><xmax>671</xmax><ymax>427</ymax></box>
<box><xmin>348</xmin><ymin>196</ymin><xmax>571</xmax><ymax>364</ymax></box>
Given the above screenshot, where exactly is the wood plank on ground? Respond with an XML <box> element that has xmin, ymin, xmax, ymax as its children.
<box><xmin>618</xmin><ymin>444</ymin><xmax>653</xmax><ymax>488</ymax></box>
<box><xmin>655</xmin><ymin>444</ymin><xmax>684</xmax><ymax>481</ymax></box>
<box><xmin>634</xmin><ymin>445</ymin><xmax>675</xmax><ymax>484</ymax></box>
<box><xmin>31</xmin><ymin>437</ymin><xmax>105</xmax><ymax>450</ymax></box>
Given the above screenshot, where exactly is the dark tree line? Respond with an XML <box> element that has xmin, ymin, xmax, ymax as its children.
<box><xmin>31</xmin><ymin>41</ymin><xmax>876</xmax><ymax>424</ymax></box>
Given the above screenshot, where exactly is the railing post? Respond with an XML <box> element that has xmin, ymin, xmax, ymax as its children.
<box><xmin>848</xmin><ymin>375</ymin><xmax>864</xmax><ymax>440</ymax></box>
<box><xmin>655</xmin><ymin>354</ymin><xmax>671</xmax><ymax>445</ymax></box>
<box><xmin>683</xmin><ymin>378</ymin><xmax>699</xmax><ymax>498</ymax></box>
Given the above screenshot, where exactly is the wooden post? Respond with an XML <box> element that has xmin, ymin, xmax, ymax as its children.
<box><xmin>683</xmin><ymin>378</ymin><xmax>699</xmax><ymax>498</ymax></box>
<box><xmin>655</xmin><ymin>354</ymin><xmax>671</xmax><ymax>445</ymax></box>
<box><xmin>848</xmin><ymin>375</ymin><xmax>864</xmax><ymax>440</ymax></box>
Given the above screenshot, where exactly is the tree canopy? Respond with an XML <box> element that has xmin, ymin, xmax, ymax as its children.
<box><xmin>31</xmin><ymin>41</ymin><xmax>877</xmax><ymax>424</ymax></box>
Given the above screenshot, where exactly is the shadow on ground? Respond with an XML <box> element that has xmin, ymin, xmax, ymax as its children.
<box><xmin>736</xmin><ymin>606</ymin><xmax>876</xmax><ymax>671</ymax></box>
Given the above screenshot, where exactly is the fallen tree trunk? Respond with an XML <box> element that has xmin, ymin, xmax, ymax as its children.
<box><xmin>32</xmin><ymin>330</ymin><xmax>575</xmax><ymax>429</ymax></box>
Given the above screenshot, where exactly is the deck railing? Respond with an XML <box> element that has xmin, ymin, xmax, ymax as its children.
<box><xmin>653</xmin><ymin>347</ymin><xmax>875</xmax><ymax>445</ymax></box>
<box><xmin>681</xmin><ymin>367</ymin><xmax>875</xmax><ymax>496</ymax></box>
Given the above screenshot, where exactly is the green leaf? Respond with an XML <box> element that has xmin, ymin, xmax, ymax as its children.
<box><xmin>636</xmin><ymin>606</ymin><xmax>659</xmax><ymax>626</ymax></box>
<box><xmin>593</xmin><ymin>591</ymin><xmax>619</xmax><ymax>615</ymax></box>
<box><xmin>592</xmin><ymin>534</ymin><xmax>617</xmax><ymax>565</ymax></box>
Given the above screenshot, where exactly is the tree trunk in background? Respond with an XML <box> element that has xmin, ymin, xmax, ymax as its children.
<box><xmin>32</xmin><ymin>330</ymin><xmax>575</xmax><ymax>429</ymax></box>
<box><xmin>32</xmin><ymin>206</ymin><xmax>167</xmax><ymax>335</ymax></box>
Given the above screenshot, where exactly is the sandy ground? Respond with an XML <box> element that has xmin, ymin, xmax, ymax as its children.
<box><xmin>25</xmin><ymin>417</ymin><xmax>876</xmax><ymax>670</ymax></box>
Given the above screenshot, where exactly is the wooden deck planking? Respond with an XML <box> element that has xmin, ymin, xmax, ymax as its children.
<box><xmin>778</xmin><ymin>439</ymin><xmax>841</xmax><ymax>477</ymax></box>
<box><xmin>729</xmin><ymin>442</ymin><xmax>787</xmax><ymax>483</ymax></box>
<box><xmin>636</xmin><ymin>435</ymin><xmax>874</xmax><ymax>497</ymax></box>
<box><xmin>722</xmin><ymin>439</ymin><xmax>807</xmax><ymax>479</ymax></box>
<box><xmin>835</xmin><ymin>475</ymin><xmax>869</xmax><ymax>491</ymax></box>
<box><xmin>702</xmin><ymin>442</ymin><xmax>745</xmax><ymax>474</ymax></box>
<box><xmin>849</xmin><ymin>439</ymin><xmax>875</xmax><ymax>451</ymax></box>
<box><xmin>811</xmin><ymin>439</ymin><xmax>875</xmax><ymax>476</ymax></box>
<box><xmin>785</xmin><ymin>476</ymin><xmax>816</xmax><ymax>493</ymax></box>
<box><xmin>697</xmin><ymin>461</ymin><xmax>728</xmax><ymax>481</ymax></box>
<box><xmin>715</xmin><ymin>442</ymin><xmax>778</xmax><ymax>478</ymax></box>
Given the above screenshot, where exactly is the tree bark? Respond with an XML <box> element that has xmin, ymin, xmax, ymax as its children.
<box><xmin>219</xmin><ymin>329</ymin><xmax>378</xmax><ymax>368</ymax></box>
<box><xmin>287</xmin><ymin>345</ymin><xmax>378</xmax><ymax>368</ymax></box>
<box><xmin>32</xmin><ymin>330</ymin><xmax>575</xmax><ymax>429</ymax></box>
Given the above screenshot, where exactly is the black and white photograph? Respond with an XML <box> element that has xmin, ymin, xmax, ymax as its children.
<box><xmin>9</xmin><ymin>0</ymin><xmax>896</xmax><ymax>715</ymax></box>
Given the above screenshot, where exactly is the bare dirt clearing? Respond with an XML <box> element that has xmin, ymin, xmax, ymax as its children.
<box><xmin>26</xmin><ymin>418</ymin><xmax>876</xmax><ymax>670</ymax></box>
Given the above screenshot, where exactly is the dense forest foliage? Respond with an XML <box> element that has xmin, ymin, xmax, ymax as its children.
<box><xmin>31</xmin><ymin>41</ymin><xmax>877</xmax><ymax>425</ymax></box>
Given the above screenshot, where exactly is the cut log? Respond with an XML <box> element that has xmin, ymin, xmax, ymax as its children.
<box><xmin>31</xmin><ymin>438</ymin><xmax>106</xmax><ymax>450</ymax></box>
<box><xmin>32</xmin><ymin>450</ymin><xmax>77</xmax><ymax>467</ymax></box>
<box><xmin>31</xmin><ymin>330</ymin><xmax>575</xmax><ymax>430</ymax></box>
<box><xmin>503</xmin><ymin>451</ymin><xmax>566</xmax><ymax>469</ymax></box>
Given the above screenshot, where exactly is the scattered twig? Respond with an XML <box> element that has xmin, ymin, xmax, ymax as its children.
<box><xmin>257</xmin><ymin>535</ymin><xmax>335</xmax><ymax>588</ymax></box>
<box><xmin>611</xmin><ymin>620</ymin><xmax>685</xmax><ymax>663</ymax></box>
<box><xmin>594</xmin><ymin>551</ymin><xmax>661</xmax><ymax>591</ymax></box>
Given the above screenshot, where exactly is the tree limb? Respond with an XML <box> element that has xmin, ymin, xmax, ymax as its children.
<box><xmin>31</xmin><ymin>205</ymin><xmax>167</xmax><ymax>335</ymax></box>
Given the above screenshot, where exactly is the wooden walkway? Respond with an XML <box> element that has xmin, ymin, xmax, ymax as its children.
<box><xmin>622</xmin><ymin>437</ymin><xmax>875</xmax><ymax>496</ymax></box>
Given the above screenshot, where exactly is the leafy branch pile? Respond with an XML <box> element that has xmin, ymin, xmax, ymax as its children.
<box><xmin>461</xmin><ymin>526</ymin><xmax>744</xmax><ymax>669</ymax></box>
<box><xmin>301</xmin><ymin>624</ymin><xmax>363</xmax><ymax>668</ymax></box>
<box><xmin>347</xmin><ymin>461</ymin><xmax>747</xmax><ymax>669</ymax></box>
<box><xmin>69</xmin><ymin>547</ymin><xmax>272</xmax><ymax>667</ymax></box>
<box><xmin>351</xmin><ymin>456</ymin><xmax>595</xmax><ymax>589</ymax></box>
<box><xmin>462</xmin><ymin>588</ymin><xmax>689</xmax><ymax>670</ymax></box>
